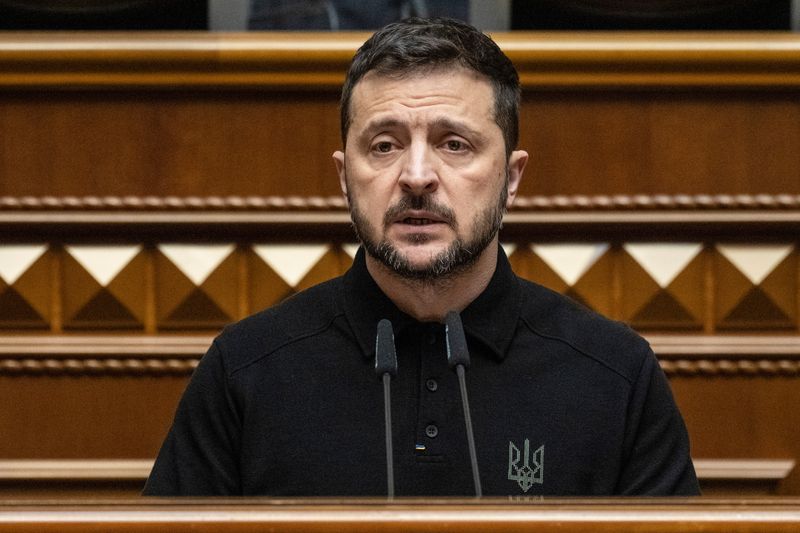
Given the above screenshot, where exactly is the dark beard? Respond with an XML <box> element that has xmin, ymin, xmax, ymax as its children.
<box><xmin>348</xmin><ymin>181</ymin><xmax>508</xmax><ymax>281</ymax></box>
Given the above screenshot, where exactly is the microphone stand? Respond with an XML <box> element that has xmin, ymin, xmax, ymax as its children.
<box><xmin>375</xmin><ymin>319</ymin><xmax>397</xmax><ymax>498</ymax></box>
<box><xmin>445</xmin><ymin>311</ymin><xmax>482</xmax><ymax>497</ymax></box>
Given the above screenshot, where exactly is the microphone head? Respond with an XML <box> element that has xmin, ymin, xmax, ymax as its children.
<box><xmin>375</xmin><ymin>319</ymin><xmax>398</xmax><ymax>377</ymax></box>
<box><xmin>445</xmin><ymin>311</ymin><xmax>470</xmax><ymax>369</ymax></box>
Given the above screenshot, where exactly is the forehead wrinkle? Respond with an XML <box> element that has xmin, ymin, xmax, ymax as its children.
<box><xmin>358</xmin><ymin>109</ymin><xmax>488</xmax><ymax>135</ymax></box>
<box><xmin>398</xmin><ymin>92</ymin><xmax>463</xmax><ymax>106</ymax></box>
<box><xmin>348</xmin><ymin>69</ymin><xmax>498</xmax><ymax>144</ymax></box>
<box><xmin>354</xmin><ymin>79</ymin><xmax>471</xmax><ymax>117</ymax></box>
<box><xmin>358</xmin><ymin>94</ymin><xmax>464</xmax><ymax>123</ymax></box>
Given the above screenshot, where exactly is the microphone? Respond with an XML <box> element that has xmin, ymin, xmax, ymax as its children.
<box><xmin>375</xmin><ymin>318</ymin><xmax>397</xmax><ymax>498</ymax></box>
<box><xmin>445</xmin><ymin>311</ymin><xmax>482</xmax><ymax>497</ymax></box>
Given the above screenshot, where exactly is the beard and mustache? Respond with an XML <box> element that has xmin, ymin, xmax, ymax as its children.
<box><xmin>346</xmin><ymin>175</ymin><xmax>508</xmax><ymax>281</ymax></box>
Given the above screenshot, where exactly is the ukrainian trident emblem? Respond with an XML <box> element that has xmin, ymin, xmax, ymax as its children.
<box><xmin>507</xmin><ymin>439</ymin><xmax>544</xmax><ymax>492</ymax></box>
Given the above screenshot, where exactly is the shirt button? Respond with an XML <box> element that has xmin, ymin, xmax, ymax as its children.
<box><xmin>425</xmin><ymin>424</ymin><xmax>439</xmax><ymax>438</ymax></box>
<box><xmin>425</xmin><ymin>378</ymin><xmax>438</xmax><ymax>392</ymax></box>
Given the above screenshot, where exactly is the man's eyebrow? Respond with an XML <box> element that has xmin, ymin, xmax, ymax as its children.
<box><xmin>359</xmin><ymin>118</ymin><xmax>403</xmax><ymax>138</ymax></box>
<box><xmin>356</xmin><ymin>116</ymin><xmax>487</xmax><ymax>141</ymax></box>
<box><xmin>429</xmin><ymin>117</ymin><xmax>486</xmax><ymax>140</ymax></box>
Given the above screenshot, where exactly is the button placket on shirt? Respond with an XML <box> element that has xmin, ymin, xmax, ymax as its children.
<box><xmin>416</xmin><ymin>323</ymin><xmax>448</xmax><ymax>456</ymax></box>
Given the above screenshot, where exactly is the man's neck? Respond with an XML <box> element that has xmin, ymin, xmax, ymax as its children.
<box><xmin>365</xmin><ymin>241</ymin><xmax>499</xmax><ymax>323</ymax></box>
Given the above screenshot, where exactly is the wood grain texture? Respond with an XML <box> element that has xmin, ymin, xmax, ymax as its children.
<box><xmin>2</xmin><ymin>33</ymin><xmax>800</xmax><ymax>198</ymax></box>
<box><xmin>0</xmin><ymin>458</ymin><xmax>790</xmax><ymax>482</ymax></box>
<box><xmin>2</xmin><ymin>32</ymin><xmax>800</xmax><ymax>89</ymax></box>
<box><xmin>1</xmin><ymin>499</ymin><xmax>800</xmax><ymax>533</ymax></box>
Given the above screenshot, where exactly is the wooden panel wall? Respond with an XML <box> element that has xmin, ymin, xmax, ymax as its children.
<box><xmin>1</xmin><ymin>32</ymin><xmax>800</xmax><ymax>498</ymax></box>
<box><xmin>1</xmin><ymin>33</ymin><xmax>800</xmax><ymax>197</ymax></box>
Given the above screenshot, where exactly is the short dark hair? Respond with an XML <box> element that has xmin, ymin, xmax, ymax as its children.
<box><xmin>340</xmin><ymin>17</ymin><xmax>520</xmax><ymax>157</ymax></box>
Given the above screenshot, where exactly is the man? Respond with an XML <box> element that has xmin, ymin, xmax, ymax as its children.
<box><xmin>144</xmin><ymin>17</ymin><xmax>699</xmax><ymax>496</ymax></box>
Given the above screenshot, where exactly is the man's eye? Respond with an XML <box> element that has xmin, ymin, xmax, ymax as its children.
<box><xmin>373</xmin><ymin>141</ymin><xmax>393</xmax><ymax>153</ymax></box>
<box><xmin>445</xmin><ymin>140</ymin><xmax>466</xmax><ymax>151</ymax></box>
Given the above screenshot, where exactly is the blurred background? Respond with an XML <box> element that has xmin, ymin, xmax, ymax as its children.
<box><xmin>0</xmin><ymin>0</ymin><xmax>796</xmax><ymax>31</ymax></box>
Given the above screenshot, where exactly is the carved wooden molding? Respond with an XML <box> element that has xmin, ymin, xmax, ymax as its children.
<box><xmin>2</xmin><ymin>335</ymin><xmax>798</xmax><ymax>356</ymax></box>
<box><xmin>646</xmin><ymin>336</ymin><xmax>800</xmax><ymax>357</ymax></box>
<box><xmin>0</xmin><ymin>335</ymin><xmax>211</xmax><ymax>355</ymax></box>
<box><xmin>0</xmin><ymin>358</ymin><xmax>197</xmax><ymax>376</ymax></box>
<box><xmin>0</xmin><ymin>195</ymin><xmax>795</xmax><ymax>241</ymax></box>
<box><xmin>660</xmin><ymin>359</ymin><xmax>800</xmax><ymax>377</ymax></box>
<box><xmin>0</xmin><ymin>196</ymin><xmax>348</xmax><ymax>211</ymax></box>
<box><xmin>651</xmin><ymin>336</ymin><xmax>800</xmax><ymax>377</ymax></box>
<box><xmin>0</xmin><ymin>336</ymin><xmax>203</xmax><ymax>376</ymax></box>
<box><xmin>512</xmin><ymin>195</ymin><xmax>800</xmax><ymax>211</ymax></box>
<box><xmin>0</xmin><ymin>335</ymin><xmax>798</xmax><ymax>377</ymax></box>
<box><xmin>8</xmin><ymin>357</ymin><xmax>796</xmax><ymax>378</ymax></box>
<box><xmin>0</xmin><ymin>458</ymin><xmax>789</xmax><ymax>483</ymax></box>
<box><xmin>3</xmin><ymin>194</ymin><xmax>799</xmax><ymax>211</ymax></box>
<box><xmin>3</xmin><ymin>33</ymin><xmax>800</xmax><ymax>90</ymax></box>
<box><xmin>2</xmin><ymin>195</ymin><xmax>799</xmax><ymax>232</ymax></box>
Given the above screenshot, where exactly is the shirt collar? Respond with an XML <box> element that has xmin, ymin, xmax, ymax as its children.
<box><xmin>342</xmin><ymin>246</ymin><xmax>522</xmax><ymax>362</ymax></box>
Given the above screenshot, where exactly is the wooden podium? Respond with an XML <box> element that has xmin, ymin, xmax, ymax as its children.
<box><xmin>1</xmin><ymin>499</ymin><xmax>800</xmax><ymax>532</ymax></box>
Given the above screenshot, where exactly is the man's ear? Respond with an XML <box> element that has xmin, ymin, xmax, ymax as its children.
<box><xmin>332</xmin><ymin>150</ymin><xmax>348</xmax><ymax>205</ymax></box>
<box><xmin>505</xmin><ymin>150</ymin><xmax>528</xmax><ymax>209</ymax></box>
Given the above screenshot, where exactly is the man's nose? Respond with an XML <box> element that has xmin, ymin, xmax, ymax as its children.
<box><xmin>398</xmin><ymin>144</ymin><xmax>439</xmax><ymax>195</ymax></box>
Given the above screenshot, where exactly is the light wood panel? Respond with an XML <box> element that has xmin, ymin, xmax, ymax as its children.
<box><xmin>1</xmin><ymin>458</ymin><xmax>791</xmax><ymax>498</ymax></box>
<box><xmin>3</xmin><ymin>32</ymin><xmax>800</xmax><ymax>89</ymax></box>
<box><xmin>0</xmin><ymin>92</ymin><xmax>342</xmax><ymax>197</ymax></box>
<box><xmin>520</xmin><ymin>93</ymin><xmax>800</xmax><ymax>195</ymax></box>
<box><xmin>2</xmin><ymin>33</ymin><xmax>800</xmax><ymax>198</ymax></box>
<box><xmin>2</xmin><ymin>499</ymin><xmax>800</xmax><ymax>532</ymax></box>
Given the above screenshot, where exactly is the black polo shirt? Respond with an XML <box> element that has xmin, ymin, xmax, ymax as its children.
<box><xmin>144</xmin><ymin>247</ymin><xmax>699</xmax><ymax>496</ymax></box>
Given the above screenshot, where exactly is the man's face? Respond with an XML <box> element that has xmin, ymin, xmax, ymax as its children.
<box><xmin>333</xmin><ymin>67</ymin><xmax>527</xmax><ymax>280</ymax></box>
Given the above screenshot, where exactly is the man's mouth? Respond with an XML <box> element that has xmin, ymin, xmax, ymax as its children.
<box><xmin>401</xmin><ymin>217</ymin><xmax>441</xmax><ymax>226</ymax></box>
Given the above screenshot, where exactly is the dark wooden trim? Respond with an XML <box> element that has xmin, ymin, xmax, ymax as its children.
<box><xmin>646</xmin><ymin>336</ymin><xmax>800</xmax><ymax>357</ymax></box>
<box><xmin>3</xmin><ymin>194</ymin><xmax>799</xmax><ymax>211</ymax></box>
<box><xmin>1</xmin><ymin>195</ymin><xmax>799</xmax><ymax>240</ymax></box>
<box><xmin>1</xmin><ymin>498</ymin><xmax>800</xmax><ymax>532</ymax></box>
<box><xmin>3</xmin><ymin>334</ymin><xmax>797</xmax><ymax>357</ymax></box>
<box><xmin>0</xmin><ymin>458</ymin><xmax>791</xmax><ymax>483</ymax></box>
<box><xmin>3</xmin><ymin>32</ymin><xmax>800</xmax><ymax>90</ymax></box>
<box><xmin>1</xmin><ymin>335</ymin><xmax>798</xmax><ymax>377</ymax></box>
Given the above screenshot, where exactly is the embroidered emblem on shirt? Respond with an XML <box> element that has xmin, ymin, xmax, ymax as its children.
<box><xmin>507</xmin><ymin>439</ymin><xmax>544</xmax><ymax>492</ymax></box>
